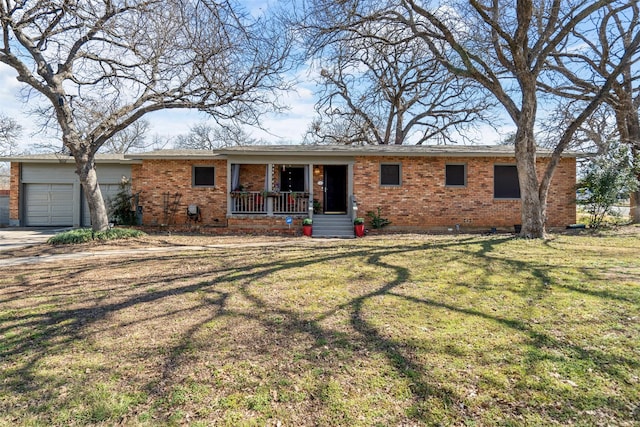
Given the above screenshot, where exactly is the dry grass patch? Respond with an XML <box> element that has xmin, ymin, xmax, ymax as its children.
<box><xmin>0</xmin><ymin>232</ymin><xmax>638</xmax><ymax>425</ymax></box>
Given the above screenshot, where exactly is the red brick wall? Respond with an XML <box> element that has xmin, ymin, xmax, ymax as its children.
<box><xmin>9</xmin><ymin>163</ymin><xmax>20</xmax><ymax>223</ymax></box>
<box><xmin>353</xmin><ymin>156</ymin><xmax>576</xmax><ymax>230</ymax></box>
<box><xmin>131</xmin><ymin>156</ymin><xmax>576</xmax><ymax>232</ymax></box>
<box><xmin>312</xmin><ymin>165</ymin><xmax>324</xmax><ymax>210</ymax></box>
<box><xmin>227</xmin><ymin>216</ymin><xmax>303</xmax><ymax>235</ymax></box>
<box><xmin>131</xmin><ymin>160</ymin><xmax>228</xmax><ymax>226</ymax></box>
<box><xmin>237</xmin><ymin>164</ymin><xmax>268</xmax><ymax>191</ymax></box>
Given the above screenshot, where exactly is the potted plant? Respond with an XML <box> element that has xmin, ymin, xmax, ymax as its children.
<box><xmin>302</xmin><ymin>218</ymin><xmax>313</xmax><ymax>236</ymax></box>
<box><xmin>354</xmin><ymin>217</ymin><xmax>365</xmax><ymax>237</ymax></box>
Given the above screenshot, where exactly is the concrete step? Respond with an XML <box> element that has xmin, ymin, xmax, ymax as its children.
<box><xmin>311</xmin><ymin>215</ymin><xmax>354</xmax><ymax>238</ymax></box>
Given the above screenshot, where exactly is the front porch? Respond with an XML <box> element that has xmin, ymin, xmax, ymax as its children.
<box><xmin>226</xmin><ymin>161</ymin><xmax>357</xmax><ymax>220</ymax></box>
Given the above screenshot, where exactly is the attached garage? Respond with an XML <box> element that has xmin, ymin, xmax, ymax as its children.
<box><xmin>24</xmin><ymin>183</ymin><xmax>74</xmax><ymax>226</ymax></box>
<box><xmin>8</xmin><ymin>154</ymin><xmax>137</xmax><ymax>227</ymax></box>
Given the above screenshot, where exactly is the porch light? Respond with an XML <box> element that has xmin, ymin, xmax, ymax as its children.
<box><xmin>314</xmin><ymin>166</ymin><xmax>320</xmax><ymax>174</ymax></box>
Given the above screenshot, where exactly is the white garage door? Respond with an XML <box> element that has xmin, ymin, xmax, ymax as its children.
<box><xmin>24</xmin><ymin>184</ymin><xmax>74</xmax><ymax>226</ymax></box>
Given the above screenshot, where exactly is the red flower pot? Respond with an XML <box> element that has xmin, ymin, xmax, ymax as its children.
<box><xmin>303</xmin><ymin>224</ymin><xmax>312</xmax><ymax>237</ymax></box>
<box><xmin>354</xmin><ymin>224</ymin><xmax>365</xmax><ymax>237</ymax></box>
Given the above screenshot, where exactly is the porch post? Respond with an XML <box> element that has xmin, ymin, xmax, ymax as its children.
<box><xmin>226</xmin><ymin>162</ymin><xmax>232</xmax><ymax>216</ymax></box>
<box><xmin>308</xmin><ymin>163</ymin><xmax>314</xmax><ymax>219</ymax></box>
<box><xmin>348</xmin><ymin>163</ymin><xmax>355</xmax><ymax>219</ymax></box>
<box><xmin>266</xmin><ymin>163</ymin><xmax>273</xmax><ymax>216</ymax></box>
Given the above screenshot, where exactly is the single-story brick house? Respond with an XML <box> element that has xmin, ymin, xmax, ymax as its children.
<box><xmin>7</xmin><ymin>145</ymin><xmax>577</xmax><ymax>235</ymax></box>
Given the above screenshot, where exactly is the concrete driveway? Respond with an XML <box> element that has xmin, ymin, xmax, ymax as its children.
<box><xmin>0</xmin><ymin>228</ymin><xmax>69</xmax><ymax>251</ymax></box>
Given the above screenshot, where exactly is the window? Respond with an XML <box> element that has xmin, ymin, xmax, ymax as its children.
<box><xmin>380</xmin><ymin>163</ymin><xmax>401</xmax><ymax>186</ymax></box>
<box><xmin>193</xmin><ymin>166</ymin><xmax>215</xmax><ymax>187</ymax></box>
<box><xmin>445</xmin><ymin>164</ymin><xmax>466</xmax><ymax>187</ymax></box>
<box><xmin>494</xmin><ymin>165</ymin><xmax>520</xmax><ymax>198</ymax></box>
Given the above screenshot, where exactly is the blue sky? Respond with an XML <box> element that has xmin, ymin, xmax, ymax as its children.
<box><xmin>0</xmin><ymin>0</ymin><xmax>508</xmax><ymax>152</ymax></box>
<box><xmin>0</xmin><ymin>58</ymin><xmax>320</xmax><ymax>151</ymax></box>
<box><xmin>0</xmin><ymin>0</ymin><xmax>318</xmax><ymax>152</ymax></box>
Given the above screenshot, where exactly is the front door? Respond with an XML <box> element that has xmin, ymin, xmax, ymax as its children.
<box><xmin>323</xmin><ymin>165</ymin><xmax>347</xmax><ymax>213</ymax></box>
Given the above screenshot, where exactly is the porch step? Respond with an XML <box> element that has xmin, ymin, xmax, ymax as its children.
<box><xmin>312</xmin><ymin>215</ymin><xmax>354</xmax><ymax>238</ymax></box>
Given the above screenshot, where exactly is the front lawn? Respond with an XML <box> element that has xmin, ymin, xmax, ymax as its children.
<box><xmin>0</xmin><ymin>232</ymin><xmax>638</xmax><ymax>425</ymax></box>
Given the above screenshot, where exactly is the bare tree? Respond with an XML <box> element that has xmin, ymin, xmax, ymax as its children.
<box><xmin>537</xmin><ymin>104</ymin><xmax>619</xmax><ymax>155</ymax></box>
<box><xmin>0</xmin><ymin>112</ymin><xmax>21</xmax><ymax>156</ymax></box>
<box><xmin>174</xmin><ymin>122</ymin><xmax>256</xmax><ymax>150</ymax></box>
<box><xmin>0</xmin><ymin>112</ymin><xmax>21</xmax><ymax>188</ymax></box>
<box><xmin>100</xmin><ymin>119</ymin><xmax>150</xmax><ymax>154</ymax></box>
<box><xmin>377</xmin><ymin>0</ymin><xmax>640</xmax><ymax>237</ymax></box>
<box><xmin>1</xmin><ymin>0</ymin><xmax>292</xmax><ymax>230</ymax></box>
<box><xmin>301</xmin><ymin>8</ymin><xmax>493</xmax><ymax>145</ymax></box>
<box><xmin>540</xmin><ymin>2</ymin><xmax>640</xmax><ymax>222</ymax></box>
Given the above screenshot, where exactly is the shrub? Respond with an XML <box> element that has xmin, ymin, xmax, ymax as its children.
<box><xmin>47</xmin><ymin>228</ymin><xmax>146</xmax><ymax>245</ymax></box>
<box><xmin>366</xmin><ymin>207</ymin><xmax>391</xmax><ymax>229</ymax></box>
<box><xmin>108</xmin><ymin>178</ymin><xmax>138</xmax><ymax>225</ymax></box>
<box><xmin>303</xmin><ymin>218</ymin><xmax>313</xmax><ymax>225</ymax></box>
<box><xmin>577</xmin><ymin>143</ymin><xmax>638</xmax><ymax>229</ymax></box>
<box><xmin>354</xmin><ymin>217</ymin><xmax>364</xmax><ymax>225</ymax></box>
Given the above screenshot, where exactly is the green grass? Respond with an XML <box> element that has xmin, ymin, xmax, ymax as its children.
<box><xmin>1</xmin><ymin>232</ymin><xmax>639</xmax><ymax>425</ymax></box>
<box><xmin>47</xmin><ymin>227</ymin><xmax>146</xmax><ymax>245</ymax></box>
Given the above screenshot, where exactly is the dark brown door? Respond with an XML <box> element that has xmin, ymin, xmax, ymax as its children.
<box><xmin>323</xmin><ymin>165</ymin><xmax>347</xmax><ymax>213</ymax></box>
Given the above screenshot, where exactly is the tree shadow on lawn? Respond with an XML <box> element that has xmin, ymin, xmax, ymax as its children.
<box><xmin>0</xmin><ymin>235</ymin><xmax>638</xmax><ymax>424</ymax></box>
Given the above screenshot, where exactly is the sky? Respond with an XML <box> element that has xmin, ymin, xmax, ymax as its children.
<box><xmin>0</xmin><ymin>62</ymin><xmax>321</xmax><ymax>152</ymax></box>
<box><xmin>0</xmin><ymin>0</ymin><xmax>315</xmax><ymax>152</ymax></box>
<box><xmin>0</xmin><ymin>0</ymin><xmax>509</xmax><ymax>154</ymax></box>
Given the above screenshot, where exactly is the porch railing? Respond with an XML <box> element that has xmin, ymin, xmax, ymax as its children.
<box><xmin>230</xmin><ymin>191</ymin><xmax>309</xmax><ymax>215</ymax></box>
<box><xmin>230</xmin><ymin>192</ymin><xmax>266</xmax><ymax>214</ymax></box>
<box><xmin>273</xmin><ymin>192</ymin><xmax>309</xmax><ymax>214</ymax></box>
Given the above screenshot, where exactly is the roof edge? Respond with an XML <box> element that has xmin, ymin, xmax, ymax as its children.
<box><xmin>2</xmin><ymin>154</ymin><xmax>141</xmax><ymax>164</ymax></box>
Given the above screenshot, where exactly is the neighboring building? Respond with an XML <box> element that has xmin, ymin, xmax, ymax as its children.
<box><xmin>6</xmin><ymin>145</ymin><xmax>577</xmax><ymax>234</ymax></box>
<box><xmin>0</xmin><ymin>189</ymin><xmax>9</xmax><ymax>226</ymax></box>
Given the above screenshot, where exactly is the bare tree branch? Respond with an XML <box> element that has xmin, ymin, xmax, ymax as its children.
<box><xmin>1</xmin><ymin>0</ymin><xmax>293</xmax><ymax>230</ymax></box>
<box><xmin>300</xmin><ymin>9</ymin><xmax>494</xmax><ymax>145</ymax></box>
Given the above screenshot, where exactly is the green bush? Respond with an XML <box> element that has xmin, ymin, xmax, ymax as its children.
<box><xmin>303</xmin><ymin>218</ymin><xmax>313</xmax><ymax>225</ymax></box>
<box><xmin>366</xmin><ymin>207</ymin><xmax>391</xmax><ymax>229</ymax></box>
<box><xmin>577</xmin><ymin>143</ymin><xmax>638</xmax><ymax>229</ymax></box>
<box><xmin>108</xmin><ymin>178</ymin><xmax>138</xmax><ymax>225</ymax></box>
<box><xmin>47</xmin><ymin>228</ymin><xmax>146</xmax><ymax>245</ymax></box>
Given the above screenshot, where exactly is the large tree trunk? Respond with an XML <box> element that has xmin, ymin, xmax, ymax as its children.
<box><xmin>75</xmin><ymin>154</ymin><xmax>109</xmax><ymax>232</ymax></box>
<box><xmin>514</xmin><ymin>92</ymin><xmax>546</xmax><ymax>238</ymax></box>
<box><xmin>515</xmin><ymin>144</ymin><xmax>546</xmax><ymax>238</ymax></box>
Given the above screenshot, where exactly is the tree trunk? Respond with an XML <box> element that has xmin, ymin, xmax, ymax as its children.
<box><xmin>515</xmin><ymin>146</ymin><xmax>545</xmax><ymax>238</ymax></box>
<box><xmin>631</xmin><ymin>188</ymin><xmax>640</xmax><ymax>223</ymax></box>
<box><xmin>632</xmin><ymin>145</ymin><xmax>640</xmax><ymax>223</ymax></box>
<box><xmin>630</xmin><ymin>143</ymin><xmax>640</xmax><ymax>224</ymax></box>
<box><xmin>514</xmin><ymin>96</ymin><xmax>545</xmax><ymax>238</ymax></box>
<box><xmin>75</xmin><ymin>155</ymin><xmax>109</xmax><ymax>232</ymax></box>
